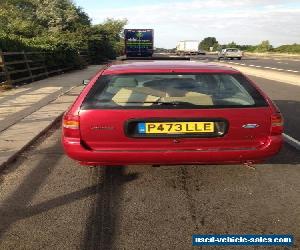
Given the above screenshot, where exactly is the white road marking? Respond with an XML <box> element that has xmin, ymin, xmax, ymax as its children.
<box><xmin>283</xmin><ymin>133</ymin><xmax>300</xmax><ymax>150</ymax></box>
<box><xmin>208</xmin><ymin>59</ymin><xmax>299</xmax><ymax>74</ymax></box>
<box><xmin>286</xmin><ymin>69</ymin><xmax>299</xmax><ymax>72</ymax></box>
<box><xmin>269</xmin><ymin>58</ymin><xmax>300</xmax><ymax>62</ymax></box>
<box><xmin>249</xmin><ymin>66</ymin><xmax>298</xmax><ymax>73</ymax></box>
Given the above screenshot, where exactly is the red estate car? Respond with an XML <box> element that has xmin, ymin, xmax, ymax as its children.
<box><xmin>62</xmin><ymin>61</ymin><xmax>283</xmax><ymax>166</ymax></box>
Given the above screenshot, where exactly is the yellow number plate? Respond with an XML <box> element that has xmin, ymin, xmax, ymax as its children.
<box><xmin>139</xmin><ymin>122</ymin><xmax>214</xmax><ymax>134</ymax></box>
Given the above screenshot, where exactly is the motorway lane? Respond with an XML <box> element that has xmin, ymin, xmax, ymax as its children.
<box><xmin>244</xmin><ymin>57</ymin><xmax>300</xmax><ymax>73</ymax></box>
<box><xmin>196</xmin><ymin>55</ymin><xmax>300</xmax><ymax>74</ymax></box>
<box><xmin>224</xmin><ymin>59</ymin><xmax>299</xmax><ymax>74</ymax></box>
<box><xmin>195</xmin><ymin>55</ymin><xmax>300</xmax><ymax>141</ymax></box>
<box><xmin>0</xmin><ymin>124</ymin><xmax>300</xmax><ymax>249</ymax></box>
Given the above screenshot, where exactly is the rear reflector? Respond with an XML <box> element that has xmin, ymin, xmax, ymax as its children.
<box><xmin>271</xmin><ymin>113</ymin><xmax>283</xmax><ymax>135</ymax></box>
<box><xmin>63</xmin><ymin>114</ymin><xmax>80</xmax><ymax>138</ymax></box>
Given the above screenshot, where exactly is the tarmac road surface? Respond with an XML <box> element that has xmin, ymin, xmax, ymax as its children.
<box><xmin>196</xmin><ymin>54</ymin><xmax>300</xmax><ymax>75</ymax></box>
<box><xmin>0</xmin><ymin>57</ymin><xmax>299</xmax><ymax>250</ymax></box>
<box><xmin>0</xmin><ymin>124</ymin><xmax>299</xmax><ymax>250</ymax></box>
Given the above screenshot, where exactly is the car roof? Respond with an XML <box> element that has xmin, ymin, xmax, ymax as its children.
<box><xmin>102</xmin><ymin>60</ymin><xmax>240</xmax><ymax>75</ymax></box>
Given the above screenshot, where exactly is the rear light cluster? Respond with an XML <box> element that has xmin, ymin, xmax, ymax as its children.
<box><xmin>63</xmin><ymin>114</ymin><xmax>80</xmax><ymax>138</ymax></box>
<box><xmin>271</xmin><ymin>113</ymin><xmax>284</xmax><ymax>135</ymax></box>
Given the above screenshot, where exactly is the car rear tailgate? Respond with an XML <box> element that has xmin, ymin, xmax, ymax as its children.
<box><xmin>79</xmin><ymin>107</ymin><xmax>272</xmax><ymax>151</ymax></box>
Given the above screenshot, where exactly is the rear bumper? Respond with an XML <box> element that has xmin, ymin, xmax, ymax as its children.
<box><xmin>62</xmin><ymin>136</ymin><xmax>283</xmax><ymax>166</ymax></box>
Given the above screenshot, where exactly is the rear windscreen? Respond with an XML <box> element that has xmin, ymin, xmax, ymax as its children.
<box><xmin>81</xmin><ymin>73</ymin><xmax>268</xmax><ymax>109</ymax></box>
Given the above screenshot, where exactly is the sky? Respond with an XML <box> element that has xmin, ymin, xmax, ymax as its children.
<box><xmin>74</xmin><ymin>0</ymin><xmax>300</xmax><ymax>48</ymax></box>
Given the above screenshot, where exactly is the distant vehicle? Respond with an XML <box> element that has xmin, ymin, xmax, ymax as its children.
<box><xmin>176</xmin><ymin>40</ymin><xmax>204</xmax><ymax>55</ymax></box>
<box><xmin>218</xmin><ymin>48</ymin><xmax>243</xmax><ymax>60</ymax></box>
<box><xmin>62</xmin><ymin>61</ymin><xmax>283</xmax><ymax>166</ymax></box>
<box><xmin>124</xmin><ymin>29</ymin><xmax>154</xmax><ymax>57</ymax></box>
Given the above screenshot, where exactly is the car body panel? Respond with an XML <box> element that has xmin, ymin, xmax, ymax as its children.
<box><xmin>79</xmin><ymin>108</ymin><xmax>272</xmax><ymax>151</ymax></box>
<box><xmin>62</xmin><ymin>136</ymin><xmax>281</xmax><ymax>166</ymax></box>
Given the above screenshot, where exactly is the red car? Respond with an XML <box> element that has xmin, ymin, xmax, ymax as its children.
<box><xmin>62</xmin><ymin>61</ymin><xmax>283</xmax><ymax>166</ymax></box>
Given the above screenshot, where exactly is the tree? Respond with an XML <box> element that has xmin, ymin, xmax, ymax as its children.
<box><xmin>0</xmin><ymin>0</ymin><xmax>127</xmax><ymax>63</ymax></box>
<box><xmin>226</xmin><ymin>41</ymin><xmax>237</xmax><ymax>48</ymax></box>
<box><xmin>255</xmin><ymin>40</ymin><xmax>273</xmax><ymax>52</ymax></box>
<box><xmin>0</xmin><ymin>0</ymin><xmax>91</xmax><ymax>37</ymax></box>
<box><xmin>87</xmin><ymin>18</ymin><xmax>127</xmax><ymax>62</ymax></box>
<box><xmin>34</xmin><ymin>0</ymin><xmax>91</xmax><ymax>33</ymax></box>
<box><xmin>0</xmin><ymin>0</ymin><xmax>42</xmax><ymax>38</ymax></box>
<box><xmin>199</xmin><ymin>37</ymin><xmax>219</xmax><ymax>51</ymax></box>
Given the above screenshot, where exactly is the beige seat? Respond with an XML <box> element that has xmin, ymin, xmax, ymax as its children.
<box><xmin>112</xmin><ymin>88</ymin><xmax>160</xmax><ymax>106</ymax></box>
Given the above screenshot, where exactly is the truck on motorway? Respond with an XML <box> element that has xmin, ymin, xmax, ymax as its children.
<box><xmin>124</xmin><ymin>29</ymin><xmax>154</xmax><ymax>57</ymax></box>
<box><xmin>176</xmin><ymin>40</ymin><xmax>204</xmax><ymax>55</ymax></box>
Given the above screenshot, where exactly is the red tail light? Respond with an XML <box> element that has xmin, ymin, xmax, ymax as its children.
<box><xmin>63</xmin><ymin>114</ymin><xmax>80</xmax><ymax>138</ymax></box>
<box><xmin>271</xmin><ymin>113</ymin><xmax>283</xmax><ymax>135</ymax></box>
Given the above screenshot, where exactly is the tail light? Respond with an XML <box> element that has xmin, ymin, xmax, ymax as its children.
<box><xmin>271</xmin><ymin>113</ymin><xmax>283</xmax><ymax>135</ymax></box>
<box><xmin>63</xmin><ymin>113</ymin><xmax>80</xmax><ymax>138</ymax></box>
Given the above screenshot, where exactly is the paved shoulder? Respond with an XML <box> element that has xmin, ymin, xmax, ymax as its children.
<box><xmin>0</xmin><ymin>65</ymin><xmax>104</xmax><ymax>169</ymax></box>
<box><xmin>0</xmin><ymin>65</ymin><xmax>102</xmax><ymax>132</ymax></box>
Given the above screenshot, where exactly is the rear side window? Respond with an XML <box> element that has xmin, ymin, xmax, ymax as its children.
<box><xmin>81</xmin><ymin>73</ymin><xmax>268</xmax><ymax>109</ymax></box>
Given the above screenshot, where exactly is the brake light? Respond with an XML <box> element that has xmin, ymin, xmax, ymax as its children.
<box><xmin>271</xmin><ymin>113</ymin><xmax>283</xmax><ymax>135</ymax></box>
<box><xmin>63</xmin><ymin>114</ymin><xmax>80</xmax><ymax>138</ymax></box>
